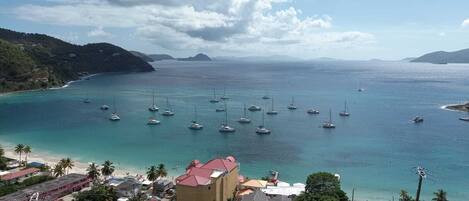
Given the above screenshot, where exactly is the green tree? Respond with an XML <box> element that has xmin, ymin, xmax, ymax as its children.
<box><xmin>60</xmin><ymin>158</ymin><xmax>74</xmax><ymax>175</ymax></box>
<box><xmin>87</xmin><ymin>163</ymin><xmax>101</xmax><ymax>181</ymax></box>
<box><xmin>0</xmin><ymin>145</ymin><xmax>7</xmax><ymax>170</ymax></box>
<box><xmin>157</xmin><ymin>163</ymin><xmax>167</xmax><ymax>178</ymax></box>
<box><xmin>23</xmin><ymin>145</ymin><xmax>31</xmax><ymax>165</ymax></box>
<box><xmin>296</xmin><ymin>172</ymin><xmax>348</xmax><ymax>201</ymax></box>
<box><xmin>128</xmin><ymin>192</ymin><xmax>147</xmax><ymax>201</ymax></box>
<box><xmin>14</xmin><ymin>144</ymin><xmax>25</xmax><ymax>164</ymax></box>
<box><xmin>147</xmin><ymin>165</ymin><xmax>158</xmax><ymax>186</ymax></box>
<box><xmin>432</xmin><ymin>189</ymin><xmax>448</xmax><ymax>201</ymax></box>
<box><xmin>101</xmin><ymin>160</ymin><xmax>115</xmax><ymax>180</ymax></box>
<box><xmin>53</xmin><ymin>163</ymin><xmax>65</xmax><ymax>177</ymax></box>
<box><xmin>399</xmin><ymin>190</ymin><xmax>414</xmax><ymax>201</ymax></box>
<box><xmin>73</xmin><ymin>183</ymin><xmax>117</xmax><ymax>201</ymax></box>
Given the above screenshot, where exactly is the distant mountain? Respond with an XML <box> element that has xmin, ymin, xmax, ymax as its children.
<box><xmin>0</xmin><ymin>28</ymin><xmax>154</xmax><ymax>93</ymax></box>
<box><xmin>130</xmin><ymin>51</ymin><xmax>154</xmax><ymax>62</ymax></box>
<box><xmin>177</xmin><ymin>53</ymin><xmax>211</xmax><ymax>61</ymax></box>
<box><xmin>401</xmin><ymin>57</ymin><xmax>417</xmax><ymax>62</ymax></box>
<box><xmin>148</xmin><ymin>54</ymin><xmax>175</xmax><ymax>61</ymax></box>
<box><xmin>412</xmin><ymin>48</ymin><xmax>469</xmax><ymax>64</ymax></box>
<box><xmin>214</xmin><ymin>55</ymin><xmax>300</xmax><ymax>61</ymax></box>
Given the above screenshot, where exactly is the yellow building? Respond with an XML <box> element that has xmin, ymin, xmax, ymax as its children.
<box><xmin>176</xmin><ymin>156</ymin><xmax>239</xmax><ymax>201</ymax></box>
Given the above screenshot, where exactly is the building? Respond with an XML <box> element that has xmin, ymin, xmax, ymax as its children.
<box><xmin>153</xmin><ymin>179</ymin><xmax>174</xmax><ymax>196</ymax></box>
<box><xmin>115</xmin><ymin>178</ymin><xmax>141</xmax><ymax>198</ymax></box>
<box><xmin>240</xmin><ymin>190</ymin><xmax>292</xmax><ymax>201</ymax></box>
<box><xmin>176</xmin><ymin>156</ymin><xmax>239</xmax><ymax>201</ymax></box>
<box><xmin>0</xmin><ymin>173</ymin><xmax>91</xmax><ymax>201</ymax></box>
<box><xmin>0</xmin><ymin>167</ymin><xmax>40</xmax><ymax>183</ymax></box>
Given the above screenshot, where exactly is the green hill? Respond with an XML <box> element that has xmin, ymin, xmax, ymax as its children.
<box><xmin>412</xmin><ymin>48</ymin><xmax>469</xmax><ymax>64</ymax></box>
<box><xmin>0</xmin><ymin>28</ymin><xmax>154</xmax><ymax>93</ymax></box>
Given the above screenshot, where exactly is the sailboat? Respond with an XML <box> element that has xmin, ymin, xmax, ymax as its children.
<box><xmin>358</xmin><ymin>82</ymin><xmax>365</xmax><ymax>92</ymax></box>
<box><xmin>266</xmin><ymin>98</ymin><xmax>278</xmax><ymax>115</ymax></box>
<box><xmin>189</xmin><ymin>106</ymin><xmax>203</xmax><ymax>130</ymax></box>
<box><xmin>322</xmin><ymin>109</ymin><xmax>335</xmax><ymax>128</ymax></box>
<box><xmin>287</xmin><ymin>97</ymin><xmax>297</xmax><ymax>110</ymax></box>
<box><xmin>209</xmin><ymin>88</ymin><xmax>219</xmax><ymax>103</ymax></box>
<box><xmin>238</xmin><ymin>104</ymin><xmax>251</xmax><ymax>123</ymax></box>
<box><xmin>147</xmin><ymin>116</ymin><xmax>160</xmax><ymax>125</ymax></box>
<box><xmin>262</xmin><ymin>91</ymin><xmax>270</xmax><ymax>100</ymax></box>
<box><xmin>219</xmin><ymin>102</ymin><xmax>235</xmax><ymax>133</ymax></box>
<box><xmin>162</xmin><ymin>98</ymin><xmax>175</xmax><ymax>116</ymax></box>
<box><xmin>412</xmin><ymin>116</ymin><xmax>424</xmax><ymax>123</ymax></box>
<box><xmin>100</xmin><ymin>105</ymin><xmax>109</xmax><ymax>110</ymax></box>
<box><xmin>109</xmin><ymin>98</ymin><xmax>120</xmax><ymax>121</ymax></box>
<box><xmin>339</xmin><ymin>101</ymin><xmax>350</xmax><ymax>117</ymax></box>
<box><xmin>148</xmin><ymin>90</ymin><xmax>159</xmax><ymax>112</ymax></box>
<box><xmin>256</xmin><ymin>110</ymin><xmax>271</xmax><ymax>135</ymax></box>
<box><xmin>220</xmin><ymin>87</ymin><xmax>229</xmax><ymax>100</ymax></box>
<box><xmin>248</xmin><ymin>105</ymin><xmax>262</xmax><ymax>111</ymax></box>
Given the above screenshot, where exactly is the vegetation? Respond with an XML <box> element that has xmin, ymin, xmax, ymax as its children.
<box><xmin>101</xmin><ymin>160</ymin><xmax>115</xmax><ymax>179</ymax></box>
<box><xmin>87</xmin><ymin>162</ymin><xmax>101</xmax><ymax>181</ymax></box>
<box><xmin>60</xmin><ymin>157</ymin><xmax>74</xmax><ymax>174</ymax></box>
<box><xmin>53</xmin><ymin>163</ymin><xmax>65</xmax><ymax>177</ymax></box>
<box><xmin>399</xmin><ymin>190</ymin><xmax>414</xmax><ymax>201</ymax></box>
<box><xmin>73</xmin><ymin>183</ymin><xmax>117</xmax><ymax>201</ymax></box>
<box><xmin>412</xmin><ymin>48</ymin><xmax>469</xmax><ymax>64</ymax></box>
<box><xmin>0</xmin><ymin>28</ymin><xmax>154</xmax><ymax>93</ymax></box>
<box><xmin>14</xmin><ymin>144</ymin><xmax>25</xmax><ymax>164</ymax></box>
<box><xmin>432</xmin><ymin>189</ymin><xmax>448</xmax><ymax>201</ymax></box>
<box><xmin>295</xmin><ymin>172</ymin><xmax>348</xmax><ymax>201</ymax></box>
<box><xmin>23</xmin><ymin>145</ymin><xmax>31</xmax><ymax>164</ymax></box>
<box><xmin>128</xmin><ymin>192</ymin><xmax>148</xmax><ymax>201</ymax></box>
<box><xmin>0</xmin><ymin>145</ymin><xmax>7</xmax><ymax>170</ymax></box>
<box><xmin>0</xmin><ymin>175</ymin><xmax>54</xmax><ymax>197</ymax></box>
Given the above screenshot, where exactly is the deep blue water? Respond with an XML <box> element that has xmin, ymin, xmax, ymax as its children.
<box><xmin>1</xmin><ymin>60</ymin><xmax>469</xmax><ymax>200</ymax></box>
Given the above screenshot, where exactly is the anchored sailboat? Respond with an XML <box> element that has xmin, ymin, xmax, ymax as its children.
<box><xmin>148</xmin><ymin>90</ymin><xmax>159</xmax><ymax>112</ymax></box>
<box><xmin>162</xmin><ymin>98</ymin><xmax>175</xmax><ymax>116</ymax></box>
<box><xmin>189</xmin><ymin>106</ymin><xmax>203</xmax><ymax>130</ymax></box>
<box><xmin>322</xmin><ymin>109</ymin><xmax>335</xmax><ymax>129</ymax></box>
<box><xmin>287</xmin><ymin>96</ymin><xmax>297</xmax><ymax>110</ymax></box>
<box><xmin>219</xmin><ymin>102</ymin><xmax>235</xmax><ymax>133</ymax></box>
<box><xmin>109</xmin><ymin>98</ymin><xmax>120</xmax><ymax>121</ymax></box>
<box><xmin>238</xmin><ymin>104</ymin><xmax>251</xmax><ymax>123</ymax></box>
<box><xmin>209</xmin><ymin>88</ymin><xmax>219</xmax><ymax>103</ymax></box>
<box><xmin>339</xmin><ymin>101</ymin><xmax>350</xmax><ymax>117</ymax></box>
<box><xmin>266</xmin><ymin>98</ymin><xmax>278</xmax><ymax>115</ymax></box>
<box><xmin>220</xmin><ymin>87</ymin><xmax>229</xmax><ymax>100</ymax></box>
<box><xmin>256</xmin><ymin>110</ymin><xmax>271</xmax><ymax>135</ymax></box>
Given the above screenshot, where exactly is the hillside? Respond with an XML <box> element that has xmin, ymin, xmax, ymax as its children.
<box><xmin>148</xmin><ymin>54</ymin><xmax>175</xmax><ymax>61</ymax></box>
<box><xmin>177</xmin><ymin>53</ymin><xmax>211</xmax><ymax>61</ymax></box>
<box><xmin>0</xmin><ymin>28</ymin><xmax>154</xmax><ymax>93</ymax></box>
<box><xmin>412</xmin><ymin>48</ymin><xmax>469</xmax><ymax>64</ymax></box>
<box><xmin>130</xmin><ymin>51</ymin><xmax>154</xmax><ymax>62</ymax></box>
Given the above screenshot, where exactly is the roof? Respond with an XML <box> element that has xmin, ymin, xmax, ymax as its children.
<box><xmin>0</xmin><ymin>173</ymin><xmax>89</xmax><ymax>201</ymax></box>
<box><xmin>240</xmin><ymin>190</ymin><xmax>269</xmax><ymax>201</ymax></box>
<box><xmin>1</xmin><ymin>168</ymin><xmax>40</xmax><ymax>181</ymax></box>
<box><xmin>242</xmin><ymin>180</ymin><xmax>268</xmax><ymax>188</ymax></box>
<box><xmin>201</xmin><ymin>158</ymin><xmax>237</xmax><ymax>172</ymax></box>
<box><xmin>261</xmin><ymin>185</ymin><xmax>304</xmax><ymax>196</ymax></box>
<box><xmin>177</xmin><ymin>156</ymin><xmax>238</xmax><ymax>187</ymax></box>
<box><xmin>27</xmin><ymin>162</ymin><xmax>45</xmax><ymax>167</ymax></box>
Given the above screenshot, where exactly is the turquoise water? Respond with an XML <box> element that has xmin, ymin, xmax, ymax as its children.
<box><xmin>1</xmin><ymin>60</ymin><xmax>469</xmax><ymax>200</ymax></box>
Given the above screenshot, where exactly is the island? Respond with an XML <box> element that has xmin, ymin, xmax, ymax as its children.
<box><xmin>412</xmin><ymin>48</ymin><xmax>469</xmax><ymax>64</ymax></box>
<box><xmin>443</xmin><ymin>102</ymin><xmax>469</xmax><ymax>112</ymax></box>
<box><xmin>177</xmin><ymin>53</ymin><xmax>211</xmax><ymax>61</ymax></box>
<box><xmin>0</xmin><ymin>28</ymin><xmax>154</xmax><ymax>93</ymax></box>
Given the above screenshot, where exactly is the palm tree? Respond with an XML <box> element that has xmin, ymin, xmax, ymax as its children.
<box><xmin>399</xmin><ymin>190</ymin><xmax>414</xmax><ymax>201</ymax></box>
<box><xmin>0</xmin><ymin>145</ymin><xmax>6</xmax><ymax>170</ymax></box>
<box><xmin>53</xmin><ymin>163</ymin><xmax>65</xmax><ymax>177</ymax></box>
<box><xmin>87</xmin><ymin>163</ymin><xmax>101</xmax><ymax>181</ymax></box>
<box><xmin>156</xmin><ymin>163</ymin><xmax>167</xmax><ymax>178</ymax></box>
<box><xmin>146</xmin><ymin>165</ymin><xmax>158</xmax><ymax>187</ymax></box>
<box><xmin>60</xmin><ymin>158</ymin><xmax>74</xmax><ymax>175</ymax></box>
<box><xmin>14</xmin><ymin>144</ymin><xmax>25</xmax><ymax>165</ymax></box>
<box><xmin>23</xmin><ymin>145</ymin><xmax>31</xmax><ymax>165</ymax></box>
<box><xmin>432</xmin><ymin>189</ymin><xmax>448</xmax><ymax>201</ymax></box>
<box><xmin>101</xmin><ymin>160</ymin><xmax>115</xmax><ymax>180</ymax></box>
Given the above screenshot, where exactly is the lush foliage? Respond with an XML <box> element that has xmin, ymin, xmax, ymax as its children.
<box><xmin>432</xmin><ymin>189</ymin><xmax>448</xmax><ymax>201</ymax></box>
<box><xmin>296</xmin><ymin>172</ymin><xmax>348</xmax><ymax>201</ymax></box>
<box><xmin>0</xmin><ymin>175</ymin><xmax>54</xmax><ymax>196</ymax></box>
<box><xmin>399</xmin><ymin>190</ymin><xmax>414</xmax><ymax>201</ymax></box>
<box><xmin>87</xmin><ymin>162</ymin><xmax>101</xmax><ymax>181</ymax></box>
<box><xmin>72</xmin><ymin>183</ymin><xmax>117</xmax><ymax>201</ymax></box>
<box><xmin>101</xmin><ymin>160</ymin><xmax>115</xmax><ymax>178</ymax></box>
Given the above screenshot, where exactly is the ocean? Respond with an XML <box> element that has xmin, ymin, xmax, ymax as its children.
<box><xmin>1</xmin><ymin>60</ymin><xmax>469</xmax><ymax>200</ymax></box>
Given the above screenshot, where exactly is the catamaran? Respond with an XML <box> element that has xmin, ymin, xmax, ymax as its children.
<box><xmin>256</xmin><ymin>111</ymin><xmax>271</xmax><ymax>135</ymax></box>
<box><xmin>238</xmin><ymin>104</ymin><xmax>251</xmax><ymax>123</ymax></box>
<box><xmin>209</xmin><ymin>88</ymin><xmax>219</xmax><ymax>103</ymax></box>
<box><xmin>220</xmin><ymin>87</ymin><xmax>229</xmax><ymax>100</ymax></box>
<box><xmin>162</xmin><ymin>98</ymin><xmax>175</xmax><ymax>116</ymax></box>
<box><xmin>339</xmin><ymin>101</ymin><xmax>350</xmax><ymax>117</ymax></box>
<box><xmin>287</xmin><ymin>97</ymin><xmax>297</xmax><ymax>110</ymax></box>
<box><xmin>148</xmin><ymin>90</ymin><xmax>159</xmax><ymax>112</ymax></box>
<box><xmin>109</xmin><ymin>98</ymin><xmax>120</xmax><ymax>121</ymax></box>
<box><xmin>266</xmin><ymin>98</ymin><xmax>278</xmax><ymax>115</ymax></box>
<box><xmin>189</xmin><ymin>106</ymin><xmax>203</xmax><ymax>130</ymax></box>
<box><xmin>219</xmin><ymin>102</ymin><xmax>235</xmax><ymax>133</ymax></box>
<box><xmin>322</xmin><ymin>109</ymin><xmax>335</xmax><ymax>129</ymax></box>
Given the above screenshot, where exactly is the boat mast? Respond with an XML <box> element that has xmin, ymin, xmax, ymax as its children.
<box><xmin>329</xmin><ymin>109</ymin><xmax>332</xmax><ymax>123</ymax></box>
<box><xmin>166</xmin><ymin>97</ymin><xmax>170</xmax><ymax>110</ymax></box>
<box><xmin>152</xmin><ymin>90</ymin><xmax>155</xmax><ymax>106</ymax></box>
<box><xmin>194</xmin><ymin>105</ymin><xmax>197</xmax><ymax>122</ymax></box>
<box><xmin>262</xmin><ymin>110</ymin><xmax>265</xmax><ymax>126</ymax></box>
<box><xmin>225</xmin><ymin>102</ymin><xmax>228</xmax><ymax>125</ymax></box>
<box><xmin>345</xmin><ymin>101</ymin><xmax>347</xmax><ymax>112</ymax></box>
<box><xmin>243</xmin><ymin>103</ymin><xmax>247</xmax><ymax>118</ymax></box>
<box><xmin>213</xmin><ymin>88</ymin><xmax>216</xmax><ymax>99</ymax></box>
<box><xmin>271</xmin><ymin>98</ymin><xmax>274</xmax><ymax>111</ymax></box>
<box><xmin>113</xmin><ymin>97</ymin><xmax>117</xmax><ymax>113</ymax></box>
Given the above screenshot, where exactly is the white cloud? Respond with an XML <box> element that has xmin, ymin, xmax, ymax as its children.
<box><xmin>14</xmin><ymin>0</ymin><xmax>374</xmax><ymax>58</ymax></box>
<box><xmin>462</xmin><ymin>19</ymin><xmax>469</xmax><ymax>27</ymax></box>
<box><xmin>438</xmin><ymin>32</ymin><xmax>446</xmax><ymax>37</ymax></box>
<box><xmin>87</xmin><ymin>26</ymin><xmax>111</xmax><ymax>37</ymax></box>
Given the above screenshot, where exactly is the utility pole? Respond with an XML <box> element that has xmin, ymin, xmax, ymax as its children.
<box><xmin>351</xmin><ymin>188</ymin><xmax>355</xmax><ymax>201</ymax></box>
<box><xmin>415</xmin><ymin>166</ymin><xmax>426</xmax><ymax>201</ymax></box>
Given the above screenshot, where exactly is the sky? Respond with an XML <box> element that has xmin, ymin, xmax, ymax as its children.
<box><xmin>0</xmin><ymin>0</ymin><xmax>468</xmax><ymax>60</ymax></box>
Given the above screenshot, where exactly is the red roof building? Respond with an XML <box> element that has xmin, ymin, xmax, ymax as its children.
<box><xmin>1</xmin><ymin>168</ymin><xmax>40</xmax><ymax>182</ymax></box>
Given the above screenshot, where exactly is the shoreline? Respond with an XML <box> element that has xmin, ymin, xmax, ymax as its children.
<box><xmin>0</xmin><ymin>73</ymin><xmax>100</xmax><ymax>97</ymax></box>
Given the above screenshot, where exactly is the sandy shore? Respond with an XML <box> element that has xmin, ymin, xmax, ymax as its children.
<box><xmin>1</xmin><ymin>142</ymin><xmax>146</xmax><ymax>178</ymax></box>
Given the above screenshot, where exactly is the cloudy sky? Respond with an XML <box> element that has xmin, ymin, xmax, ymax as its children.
<box><xmin>1</xmin><ymin>0</ymin><xmax>469</xmax><ymax>60</ymax></box>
